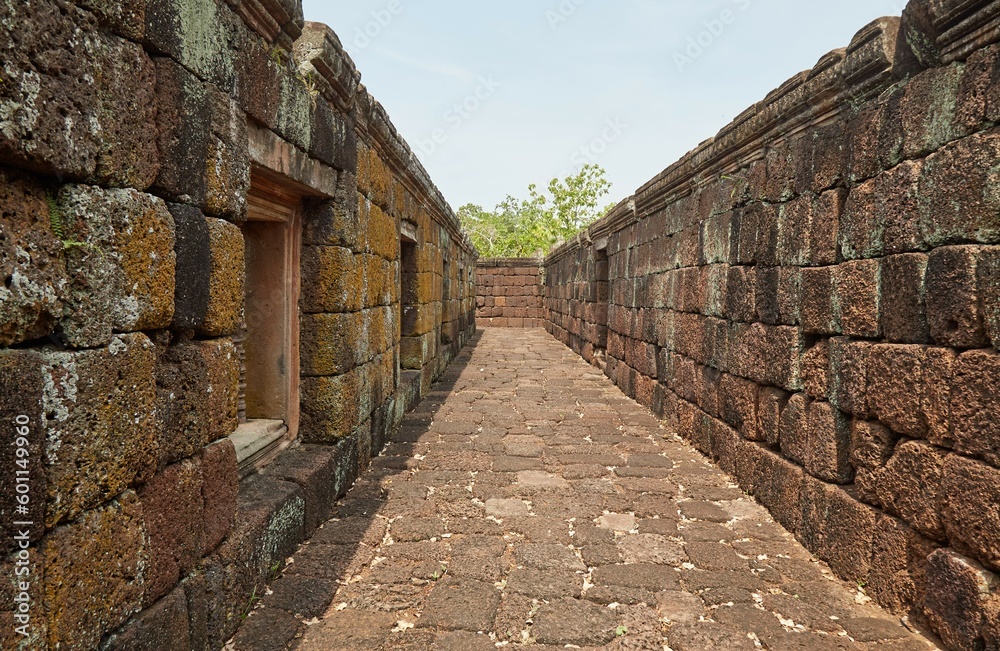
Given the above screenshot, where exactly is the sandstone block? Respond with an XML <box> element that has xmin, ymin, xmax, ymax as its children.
<box><xmin>801</xmin><ymin>339</ymin><xmax>830</xmax><ymax>401</ymax></box>
<box><xmin>154</xmin><ymin>334</ymin><xmax>239</xmax><ymax>466</ymax></box>
<box><xmin>880</xmin><ymin>253</ymin><xmax>930</xmax><ymax>343</ymax></box>
<box><xmin>75</xmin><ymin>0</ymin><xmax>146</xmax><ymax>41</ymax></box>
<box><xmin>800</xmin><ymin>266</ymin><xmax>839</xmax><ymax>335</ymax></box>
<box><xmin>200</xmin><ymin>438</ymin><xmax>238</xmax><ymax>556</ymax></box>
<box><xmin>798</xmin><ymin>478</ymin><xmax>877</xmax><ymax>583</ymax></box>
<box><xmin>169</xmin><ymin>204</ymin><xmax>212</xmax><ymax>330</ymax></box>
<box><xmin>151</xmin><ymin>56</ymin><xmax>211</xmax><ymax>205</ymax></box>
<box><xmin>779</xmin><ymin>393</ymin><xmax>810</xmax><ymax>466</ymax></box>
<box><xmin>719</xmin><ymin>374</ymin><xmax>759</xmax><ymax>441</ymax></box>
<box><xmin>58</xmin><ymin>185</ymin><xmax>176</xmax><ymax>348</ymax></box>
<box><xmin>876</xmin><ymin>440</ymin><xmax>947</xmax><ymax>541</ymax></box>
<box><xmin>42</xmin><ymin>334</ymin><xmax>158</xmax><ymax>527</ymax></box>
<box><xmin>101</xmin><ymin>586</ymin><xmax>191</xmax><ymax>651</ymax></box>
<box><xmin>840</xmin><ymin>160</ymin><xmax>923</xmax><ymax>259</ymax></box>
<box><xmin>980</xmin><ymin>246</ymin><xmax>1000</xmax><ymax>349</ymax></box>
<box><xmin>724</xmin><ymin>266</ymin><xmax>756</xmax><ymax>322</ymax></box>
<box><xmin>942</xmin><ymin>454</ymin><xmax>1000</xmax><ymax>572</ymax></box>
<box><xmin>301</xmin><ymin>245</ymin><xmax>363</xmax><ymax>313</ymax></box>
<box><xmin>0</xmin><ymin>1</ymin><xmax>101</xmax><ymax>177</ymax></box>
<box><xmin>728</xmin><ymin>323</ymin><xmax>802</xmax><ymax>392</ymax></box>
<box><xmin>836</xmin><ymin>259</ymin><xmax>881</xmax><ymax>338</ymax></box>
<box><xmin>851</xmin><ymin>419</ymin><xmax>899</xmax><ymax>506</ymax></box>
<box><xmin>950</xmin><ymin>349</ymin><xmax>1000</xmax><ymax>466</ymax></box>
<box><xmin>91</xmin><ymin>34</ymin><xmax>159</xmax><ymax>190</ymax></box>
<box><xmin>867</xmin><ymin>344</ymin><xmax>928</xmax><ymax>437</ymax></box>
<box><xmin>927</xmin><ymin>245</ymin><xmax>990</xmax><ymax>348</ymax></box>
<box><xmin>0</xmin><ymin>170</ymin><xmax>66</xmax><ymax>347</ymax></box>
<box><xmin>42</xmin><ymin>492</ymin><xmax>148</xmax><ymax>651</ymax></box>
<box><xmin>869</xmin><ymin>514</ymin><xmax>940</xmax><ymax>616</ymax></box>
<box><xmin>198</xmin><ymin>218</ymin><xmax>244</xmax><ymax>337</ymax></box>
<box><xmin>805</xmin><ymin>401</ymin><xmax>854</xmax><ymax>484</ymax></box>
<box><xmin>139</xmin><ymin>459</ymin><xmax>204</xmax><ymax>605</ymax></box>
<box><xmin>304</xmin><ymin>196</ymin><xmax>359</xmax><ymax>249</ymax></box>
<box><xmin>924</xmin><ymin>549</ymin><xmax>997</xmax><ymax>651</ymax></box>
<box><xmin>900</xmin><ymin>63</ymin><xmax>963</xmax><ymax>159</ymax></box>
<box><xmin>263</xmin><ymin>445</ymin><xmax>342</xmax><ymax>536</ymax></box>
<box><xmin>918</xmin><ymin>130</ymin><xmax>1000</xmax><ymax>247</ymax></box>
<box><xmin>204</xmin><ymin>88</ymin><xmax>250</xmax><ymax>220</ymax></box>
<box><xmin>300</xmin><ymin>371</ymin><xmax>361</xmax><ymax>442</ymax></box>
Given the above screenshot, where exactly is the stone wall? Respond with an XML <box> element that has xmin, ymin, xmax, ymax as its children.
<box><xmin>0</xmin><ymin>2</ymin><xmax>475</xmax><ymax>649</ymax></box>
<box><xmin>476</xmin><ymin>259</ymin><xmax>545</xmax><ymax>327</ymax></box>
<box><xmin>544</xmin><ymin>2</ymin><xmax>1000</xmax><ymax>649</ymax></box>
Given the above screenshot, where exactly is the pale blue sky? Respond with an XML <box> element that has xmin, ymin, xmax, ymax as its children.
<box><xmin>301</xmin><ymin>0</ymin><xmax>906</xmax><ymax>210</ymax></box>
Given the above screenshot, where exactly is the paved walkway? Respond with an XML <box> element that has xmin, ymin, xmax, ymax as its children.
<box><xmin>234</xmin><ymin>328</ymin><xmax>938</xmax><ymax>651</ymax></box>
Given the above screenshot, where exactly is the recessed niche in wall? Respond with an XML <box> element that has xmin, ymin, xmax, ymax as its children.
<box><xmin>230</xmin><ymin>168</ymin><xmax>304</xmax><ymax>478</ymax></box>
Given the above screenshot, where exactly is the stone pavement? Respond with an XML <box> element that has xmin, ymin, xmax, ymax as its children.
<box><xmin>231</xmin><ymin>328</ymin><xmax>939</xmax><ymax>651</ymax></box>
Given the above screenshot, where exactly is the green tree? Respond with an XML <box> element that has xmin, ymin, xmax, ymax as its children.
<box><xmin>458</xmin><ymin>164</ymin><xmax>615</xmax><ymax>258</ymax></box>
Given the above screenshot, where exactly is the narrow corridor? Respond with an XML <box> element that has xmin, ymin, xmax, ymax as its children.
<box><xmin>233</xmin><ymin>329</ymin><xmax>937</xmax><ymax>651</ymax></box>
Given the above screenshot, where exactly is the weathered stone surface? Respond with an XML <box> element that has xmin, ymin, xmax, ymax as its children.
<box><xmin>836</xmin><ymin>259</ymin><xmax>881</xmax><ymax>338</ymax></box>
<box><xmin>263</xmin><ymin>445</ymin><xmax>342</xmax><ymax>536</ymax></box>
<box><xmin>154</xmin><ymin>334</ymin><xmax>239</xmax><ymax>465</ymax></box>
<box><xmin>0</xmin><ymin>169</ymin><xmax>67</xmax><ymax>347</ymax></box>
<box><xmin>151</xmin><ymin>56</ymin><xmax>211</xmax><ymax>205</ymax></box>
<box><xmin>301</xmin><ymin>370</ymin><xmax>362</xmax><ymax>442</ymax></box>
<box><xmin>169</xmin><ymin>203</ymin><xmax>211</xmax><ymax>330</ymax></box>
<box><xmin>91</xmin><ymin>34</ymin><xmax>159</xmax><ymax>190</ymax></box>
<box><xmin>42</xmin><ymin>492</ymin><xmax>148</xmax><ymax>651</ymax></box>
<box><xmin>0</xmin><ymin>1</ymin><xmax>101</xmax><ymax>177</ymax></box>
<box><xmin>869</xmin><ymin>514</ymin><xmax>940</xmax><ymax>616</ymax></box>
<box><xmin>926</xmin><ymin>245</ymin><xmax>989</xmax><ymax>348</ymax></box>
<box><xmin>880</xmin><ymin>253</ymin><xmax>930</xmax><ymax>344</ymax></box>
<box><xmin>924</xmin><ymin>549</ymin><xmax>997</xmax><ymax>651</ymax></box>
<box><xmin>950</xmin><ymin>349</ymin><xmax>1000</xmax><ymax>466</ymax></box>
<box><xmin>981</xmin><ymin>246</ymin><xmax>1000</xmax><ymax>350</ymax></box>
<box><xmin>58</xmin><ymin>186</ymin><xmax>176</xmax><ymax>347</ymax></box>
<box><xmin>100</xmin><ymin>586</ymin><xmax>190</xmax><ymax>651</ymax></box>
<box><xmin>200</xmin><ymin>438</ymin><xmax>238</xmax><ymax>556</ymax></box>
<box><xmin>418</xmin><ymin>578</ymin><xmax>500</xmax><ymax>632</ymax></box>
<box><xmin>204</xmin><ymin>87</ymin><xmax>250</xmax><ymax>220</ymax></box>
<box><xmin>875</xmin><ymin>440</ymin><xmax>946</xmax><ymax>541</ymax></box>
<box><xmin>198</xmin><ymin>218</ymin><xmax>244</xmax><ymax>337</ymax></box>
<box><xmin>139</xmin><ymin>459</ymin><xmax>204</xmax><ymax>606</ymax></box>
<box><xmin>942</xmin><ymin>454</ymin><xmax>1000</xmax><ymax>571</ymax></box>
<box><xmin>532</xmin><ymin>598</ymin><xmax>618</xmax><ymax>646</ymax></box>
<box><xmin>41</xmin><ymin>334</ymin><xmax>158</xmax><ymax>527</ymax></box>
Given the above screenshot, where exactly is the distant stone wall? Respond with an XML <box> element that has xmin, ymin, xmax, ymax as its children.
<box><xmin>0</xmin><ymin>2</ymin><xmax>475</xmax><ymax>649</ymax></box>
<box><xmin>544</xmin><ymin>3</ymin><xmax>1000</xmax><ymax>649</ymax></box>
<box><xmin>476</xmin><ymin>259</ymin><xmax>545</xmax><ymax>327</ymax></box>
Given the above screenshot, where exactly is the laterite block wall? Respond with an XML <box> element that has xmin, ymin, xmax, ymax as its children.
<box><xmin>545</xmin><ymin>3</ymin><xmax>1000</xmax><ymax>649</ymax></box>
<box><xmin>476</xmin><ymin>258</ymin><xmax>546</xmax><ymax>327</ymax></box>
<box><xmin>0</xmin><ymin>2</ymin><xmax>475</xmax><ymax>649</ymax></box>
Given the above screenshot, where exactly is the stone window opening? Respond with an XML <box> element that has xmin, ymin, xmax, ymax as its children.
<box><xmin>230</xmin><ymin>168</ymin><xmax>305</xmax><ymax>478</ymax></box>
<box><xmin>594</xmin><ymin>245</ymin><xmax>610</xmax><ymax>362</ymax></box>
<box><xmin>400</xmin><ymin>227</ymin><xmax>420</xmax><ymax>370</ymax></box>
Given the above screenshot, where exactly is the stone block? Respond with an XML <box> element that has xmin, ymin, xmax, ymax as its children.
<box><xmin>169</xmin><ymin>204</ymin><xmax>211</xmax><ymax>330</ymax></box>
<box><xmin>739</xmin><ymin>443</ymin><xmax>803</xmax><ymax>533</ymax></box>
<box><xmin>201</xmin><ymin>474</ymin><xmax>305</xmax><ymax>648</ymax></box>
<box><xmin>797</xmin><ymin>478</ymin><xmax>877</xmax><ymax>584</ymax></box>
<box><xmin>779</xmin><ymin>393</ymin><xmax>810</xmax><ymax>466</ymax></box>
<box><xmin>58</xmin><ymin>185</ymin><xmax>176</xmax><ymax>348</ymax></box>
<box><xmin>876</xmin><ymin>440</ymin><xmax>946</xmax><ymax>543</ymax></box>
<box><xmin>75</xmin><ymin>0</ymin><xmax>146</xmax><ymax>41</ymax></box>
<box><xmin>154</xmin><ymin>334</ymin><xmax>239</xmax><ymax>466</ymax></box>
<box><xmin>918</xmin><ymin>130</ymin><xmax>1000</xmax><ymax>247</ymax></box>
<box><xmin>718</xmin><ymin>374</ymin><xmax>759</xmax><ymax>441</ymax></box>
<box><xmin>756</xmin><ymin>387</ymin><xmax>788</xmax><ymax>446</ymax></box>
<box><xmin>801</xmin><ymin>339</ymin><xmax>830</xmax><ymax>401</ymax></box>
<box><xmin>303</xmin><ymin>197</ymin><xmax>359</xmax><ymax>249</ymax></box>
<box><xmin>836</xmin><ymin>259</ymin><xmax>881</xmax><ymax>338</ymax></box>
<box><xmin>42</xmin><ymin>492</ymin><xmax>148</xmax><ymax>651</ymax></box>
<box><xmin>301</xmin><ymin>245</ymin><xmax>363</xmax><ymax>313</ymax></box>
<box><xmin>139</xmin><ymin>459</ymin><xmax>204</xmax><ymax>606</ymax></box>
<box><xmin>263</xmin><ymin>445</ymin><xmax>341</xmax><ymax>536</ymax></box>
<box><xmin>840</xmin><ymin>160</ymin><xmax>923</xmax><ymax>260</ymax></box>
<box><xmin>100</xmin><ymin>586</ymin><xmax>191</xmax><ymax>651</ymax></box>
<box><xmin>728</xmin><ymin>323</ymin><xmax>802</xmax><ymax>392</ymax></box>
<box><xmin>300</xmin><ymin>371</ymin><xmax>361</xmax><ymax>442</ymax></box>
<box><xmin>198</xmin><ymin>218</ymin><xmax>244</xmax><ymax>337</ymax></box>
<box><xmin>204</xmin><ymin>88</ymin><xmax>250</xmax><ymax>221</ymax></box>
<box><xmin>880</xmin><ymin>253</ymin><xmax>930</xmax><ymax>344</ymax></box>
<box><xmin>200</xmin><ymin>438</ymin><xmax>238</xmax><ymax>556</ymax></box>
<box><xmin>0</xmin><ymin>169</ymin><xmax>67</xmax><ymax>347</ymax></box>
<box><xmin>850</xmin><ymin>419</ymin><xmax>899</xmax><ymax>506</ymax></box>
<box><xmin>950</xmin><ymin>349</ymin><xmax>1000</xmax><ymax>466</ymax></box>
<box><xmin>800</xmin><ymin>267</ymin><xmax>839</xmax><ymax>335</ymax></box>
<box><xmin>980</xmin><ymin>246</ymin><xmax>1000</xmax><ymax>349</ymax></box>
<box><xmin>867</xmin><ymin>344</ymin><xmax>929</xmax><ymax>437</ymax></box>
<box><xmin>805</xmin><ymin>401</ymin><xmax>854</xmax><ymax>485</ymax></box>
<box><xmin>927</xmin><ymin>245</ymin><xmax>990</xmax><ymax>348</ymax></box>
<box><xmin>152</xmin><ymin>56</ymin><xmax>211</xmax><ymax>205</ymax></box>
<box><xmin>900</xmin><ymin>63</ymin><xmax>963</xmax><ymax>159</ymax></box>
<box><xmin>91</xmin><ymin>34</ymin><xmax>159</xmax><ymax>190</ymax></box>
<box><xmin>42</xmin><ymin>334</ymin><xmax>158</xmax><ymax>527</ymax></box>
<box><xmin>924</xmin><ymin>549</ymin><xmax>997</xmax><ymax>651</ymax></box>
<box><xmin>144</xmin><ymin>0</ymin><xmax>239</xmax><ymax>93</ymax></box>
<box><xmin>724</xmin><ymin>266</ymin><xmax>756</xmax><ymax>322</ymax></box>
<box><xmin>0</xmin><ymin>1</ymin><xmax>101</xmax><ymax>177</ymax></box>
<box><xmin>869</xmin><ymin>514</ymin><xmax>940</xmax><ymax>617</ymax></box>
<box><xmin>942</xmin><ymin>454</ymin><xmax>1000</xmax><ymax>572</ymax></box>
<box><xmin>300</xmin><ymin>312</ymin><xmax>361</xmax><ymax>376</ymax></box>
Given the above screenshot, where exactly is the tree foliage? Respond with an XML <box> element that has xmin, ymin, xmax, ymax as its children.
<box><xmin>458</xmin><ymin>164</ymin><xmax>616</xmax><ymax>258</ymax></box>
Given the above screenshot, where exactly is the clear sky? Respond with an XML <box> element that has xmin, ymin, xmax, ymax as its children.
<box><xmin>301</xmin><ymin>0</ymin><xmax>907</xmax><ymax>210</ymax></box>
